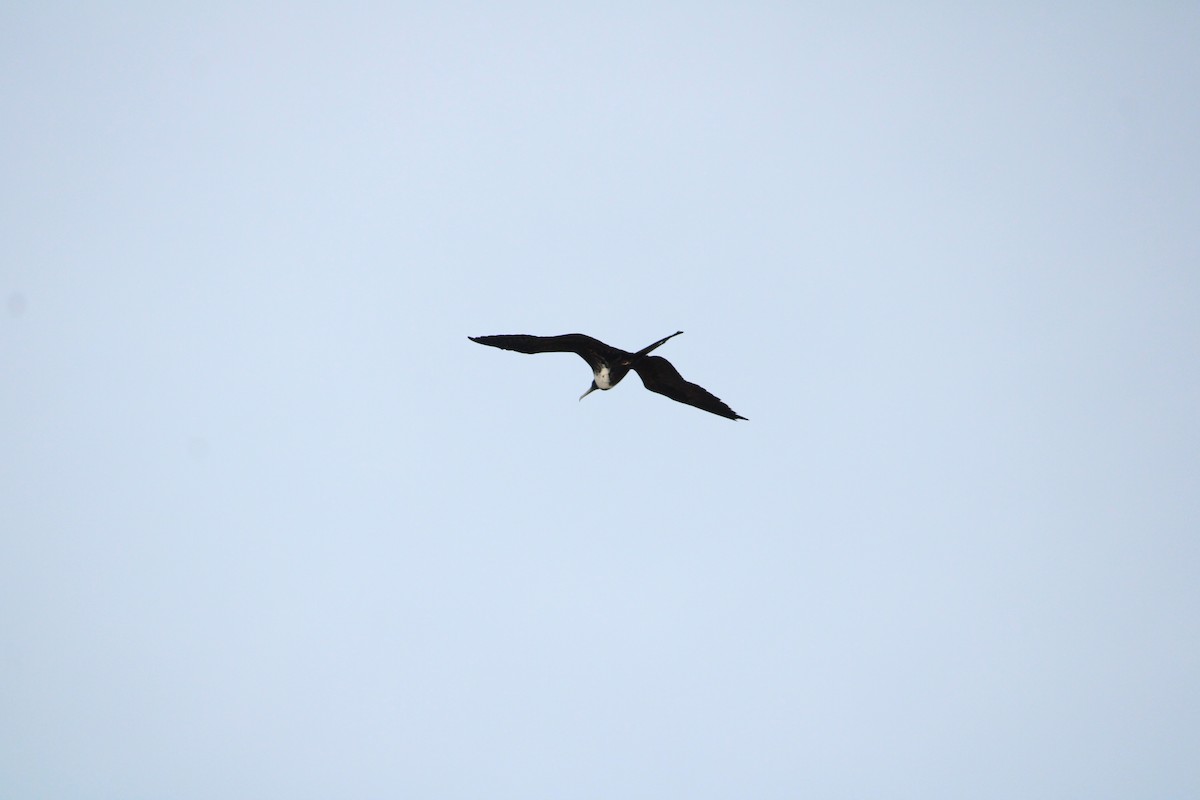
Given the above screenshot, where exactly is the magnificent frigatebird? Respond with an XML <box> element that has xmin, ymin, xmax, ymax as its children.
<box><xmin>469</xmin><ymin>331</ymin><xmax>747</xmax><ymax>420</ymax></box>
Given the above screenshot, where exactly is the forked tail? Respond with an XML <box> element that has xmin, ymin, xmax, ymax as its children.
<box><xmin>634</xmin><ymin>330</ymin><xmax>683</xmax><ymax>359</ymax></box>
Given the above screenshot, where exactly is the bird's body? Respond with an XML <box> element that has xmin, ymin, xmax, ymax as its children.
<box><xmin>469</xmin><ymin>331</ymin><xmax>746</xmax><ymax>420</ymax></box>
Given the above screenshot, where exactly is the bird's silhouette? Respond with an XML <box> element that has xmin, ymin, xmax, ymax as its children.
<box><xmin>469</xmin><ymin>331</ymin><xmax>746</xmax><ymax>420</ymax></box>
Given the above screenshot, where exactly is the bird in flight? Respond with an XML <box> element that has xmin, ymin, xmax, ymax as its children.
<box><xmin>469</xmin><ymin>331</ymin><xmax>747</xmax><ymax>420</ymax></box>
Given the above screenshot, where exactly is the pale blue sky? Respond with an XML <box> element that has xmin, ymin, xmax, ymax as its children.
<box><xmin>3</xmin><ymin>4</ymin><xmax>1198</xmax><ymax>798</ymax></box>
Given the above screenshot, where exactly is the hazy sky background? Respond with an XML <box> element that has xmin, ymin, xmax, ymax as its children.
<box><xmin>3</xmin><ymin>4</ymin><xmax>1198</xmax><ymax>798</ymax></box>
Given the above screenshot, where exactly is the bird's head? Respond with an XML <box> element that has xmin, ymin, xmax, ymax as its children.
<box><xmin>579</xmin><ymin>381</ymin><xmax>599</xmax><ymax>401</ymax></box>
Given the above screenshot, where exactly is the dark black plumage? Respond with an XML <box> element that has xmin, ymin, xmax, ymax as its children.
<box><xmin>469</xmin><ymin>331</ymin><xmax>746</xmax><ymax>420</ymax></box>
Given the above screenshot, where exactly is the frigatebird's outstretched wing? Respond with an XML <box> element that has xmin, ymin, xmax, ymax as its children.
<box><xmin>631</xmin><ymin>356</ymin><xmax>747</xmax><ymax>420</ymax></box>
<box><xmin>469</xmin><ymin>334</ymin><xmax>625</xmax><ymax>372</ymax></box>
